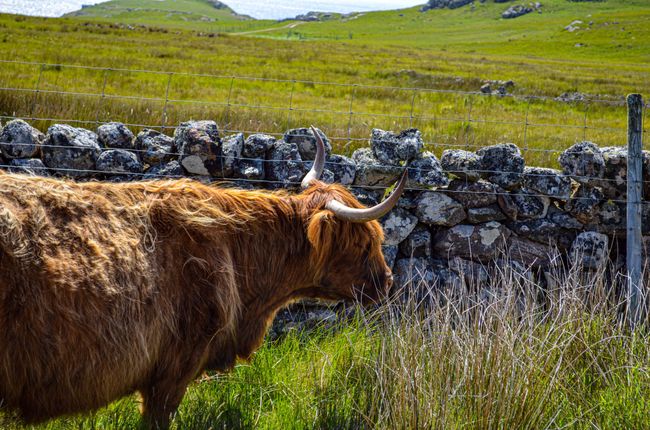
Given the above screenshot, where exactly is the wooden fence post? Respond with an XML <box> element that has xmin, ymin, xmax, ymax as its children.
<box><xmin>627</xmin><ymin>93</ymin><xmax>644</xmax><ymax>328</ymax></box>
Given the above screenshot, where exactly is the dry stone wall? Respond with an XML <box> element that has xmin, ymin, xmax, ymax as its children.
<box><xmin>0</xmin><ymin>118</ymin><xmax>645</xmax><ymax>295</ymax></box>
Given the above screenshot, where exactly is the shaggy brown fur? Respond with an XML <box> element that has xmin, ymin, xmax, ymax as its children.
<box><xmin>0</xmin><ymin>171</ymin><xmax>391</xmax><ymax>428</ymax></box>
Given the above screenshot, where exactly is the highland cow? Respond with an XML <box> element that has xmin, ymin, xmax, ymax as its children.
<box><xmin>0</xmin><ymin>128</ymin><xmax>405</xmax><ymax>429</ymax></box>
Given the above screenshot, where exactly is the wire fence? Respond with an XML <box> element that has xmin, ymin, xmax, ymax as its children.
<box><xmin>0</xmin><ymin>59</ymin><xmax>647</xmax><ymax>202</ymax></box>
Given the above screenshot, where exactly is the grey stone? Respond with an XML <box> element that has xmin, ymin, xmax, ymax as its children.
<box><xmin>135</xmin><ymin>129</ymin><xmax>175</xmax><ymax>165</ymax></box>
<box><xmin>396</xmin><ymin>190</ymin><xmax>420</xmax><ymax>210</ymax></box>
<box><xmin>547</xmin><ymin>205</ymin><xmax>584</xmax><ymax>230</ymax></box>
<box><xmin>448</xmin><ymin>257</ymin><xmax>491</xmax><ymax>286</ymax></box>
<box><xmin>440</xmin><ymin>149</ymin><xmax>482</xmax><ymax>182</ymax></box>
<box><xmin>570</xmin><ymin>231</ymin><xmax>609</xmax><ymax>269</ymax></box>
<box><xmin>558</xmin><ymin>141</ymin><xmax>604</xmax><ymax>186</ymax></box>
<box><xmin>477</xmin><ymin>143</ymin><xmax>524</xmax><ymax>190</ymax></box>
<box><xmin>175</xmin><ymin>121</ymin><xmax>223</xmax><ymax>176</ymax></box>
<box><xmin>511</xmin><ymin>188</ymin><xmax>550</xmax><ymax>219</ymax></box>
<box><xmin>596</xmin><ymin>200</ymin><xmax>625</xmax><ymax>234</ymax></box>
<box><xmin>502</xmin><ymin>4</ymin><xmax>534</xmax><ymax>19</ymax></box>
<box><xmin>8</xmin><ymin>158</ymin><xmax>49</xmax><ymax>176</ymax></box>
<box><xmin>507</xmin><ymin>218</ymin><xmax>576</xmax><ymax>249</ymax></box>
<box><xmin>42</xmin><ymin>124</ymin><xmax>102</xmax><ymax>178</ymax></box>
<box><xmin>507</xmin><ymin>236</ymin><xmax>554</xmax><ymax>267</ymax></box>
<box><xmin>415</xmin><ymin>191</ymin><xmax>466</xmax><ymax>226</ymax></box>
<box><xmin>444</xmin><ymin>179</ymin><xmax>498</xmax><ymax>208</ymax></box>
<box><xmin>600</xmin><ymin>146</ymin><xmax>627</xmax><ymax>198</ymax></box>
<box><xmin>371</xmin><ymin>128</ymin><xmax>423</xmax><ymax>165</ymax></box>
<box><xmin>399</xmin><ymin>224</ymin><xmax>432</xmax><ymax>258</ymax></box>
<box><xmin>97</xmin><ymin>122</ymin><xmax>134</xmax><ymax>150</ymax></box>
<box><xmin>380</xmin><ymin>207</ymin><xmax>418</xmax><ymax>246</ymax></box>
<box><xmin>382</xmin><ymin>245</ymin><xmax>399</xmax><ymax>270</ymax></box>
<box><xmin>393</xmin><ymin>257</ymin><xmax>461</xmax><ymax>298</ymax></box>
<box><xmin>234</xmin><ymin>158</ymin><xmax>264</xmax><ymax>181</ymax></box>
<box><xmin>325</xmin><ymin>154</ymin><xmax>356</xmax><ymax>185</ymax></box>
<box><xmin>96</xmin><ymin>149</ymin><xmax>143</xmax><ymax>177</ymax></box>
<box><xmin>143</xmin><ymin>160</ymin><xmax>185</xmax><ymax>179</ymax></box>
<box><xmin>565</xmin><ymin>185</ymin><xmax>604</xmax><ymax>224</ymax></box>
<box><xmin>352</xmin><ymin>147</ymin><xmax>401</xmax><ymax>187</ymax></box>
<box><xmin>0</xmin><ymin>119</ymin><xmax>44</xmax><ymax>159</ymax></box>
<box><xmin>351</xmin><ymin>187</ymin><xmax>382</xmax><ymax>207</ymax></box>
<box><xmin>497</xmin><ymin>192</ymin><xmax>519</xmax><ymax>220</ymax></box>
<box><xmin>244</xmin><ymin>133</ymin><xmax>276</xmax><ymax>158</ymax></box>
<box><xmin>523</xmin><ymin>166</ymin><xmax>572</xmax><ymax>200</ymax></box>
<box><xmin>265</xmin><ymin>140</ymin><xmax>305</xmax><ymax>188</ymax></box>
<box><xmin>221</xmin><ymin>133</ymin><xmax>244</xmax><ymax>178</ymax></box>
<box><xmin>407</xmin><ymin>151</ymin><xmax>448</xmax><ymax>189</ymax></box>
<box><xmin>432</xmin><ymin>221</ymin><xmax>512</xmax><ymax>261</ymax></box>
<box><xmin>467</xmin><ymin>205</ymin><xmax>506</xmax><ymax>224</ymax></box>
<box><xmin>284</xmin><ymin>127</ymin><xmax>332</xmax><ymax>160</ymax></box>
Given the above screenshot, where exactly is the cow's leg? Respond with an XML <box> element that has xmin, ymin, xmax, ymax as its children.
<box><xmin>139</xmin><ymin>378</ymin><xmax>191</xmax><ymax>430</ymax></box>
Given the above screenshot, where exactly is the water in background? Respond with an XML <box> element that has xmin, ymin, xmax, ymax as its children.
<box><xmin>0</xmin><ymin>0</ymin><xmax>422</xmax><ymax>20</ymax></box>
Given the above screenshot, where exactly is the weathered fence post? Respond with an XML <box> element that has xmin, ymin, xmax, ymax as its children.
<box><xmin>626</xmin><ymin>93</ymin><xmax>644</xmax><ymax>328</ymax></box>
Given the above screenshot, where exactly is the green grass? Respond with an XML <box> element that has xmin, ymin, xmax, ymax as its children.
<box><xmin>2</xmin><ymin>263</ymin><xmax>649</xmax><ymax>429</ymax></box>
<box><xmin>0</xmin><ymin>0</ymin><xmax>649</xmax><ymax>168</ymax></box>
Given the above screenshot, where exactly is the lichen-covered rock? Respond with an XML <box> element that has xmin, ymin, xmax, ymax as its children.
<box><xmin>143</xmin><ymin>160</ymin><xmax>184</xmax><ymax>179</ymax></box>
<box><xmin>326</xmin><ymin>154</ymin><xmax>356</xmax><ymax>185</ymax></box>
<box><xmin>445</xmin><ymin>179</ymin><xmax>498</xmax><ymax>208</ymax></box>
<box><xmin>507</xmin><ymin>218</ymin><xmax>576</xmax><ymax>249</ymax></box>
<box><xmin>221</xmin><ymin>133</ymin><xmax>244</xmax><ymax>177</ymax></box>
<box><xmin>265</xmin><ymin>140</ymin><xmax>305</xmax><ymax>188</ymax></box>
<box><xmin>243</xmin><ymin>133</ymin><xmax>276</xmax><ymax>158</ymax></box>
<box><xmin>407</xmin><ymin>151</ymin><xmax>448</xmax><ymax>189</ymax></box>
<box><xmin>523</xmin><ymin>167</ymin><xmax>572</xmax><ymax>200</ymax></box>
<box><xmin>393</xmin><ymin>257</ymin><xmax>461</xmax><ymax>297</ymax></box>
<box><xmin>507</xmin><ymin>236</ymin><xmax>554</xmax><ymax>267</ymax></box>
<box><xmin>351</xmin><ymin>187</ymin><xmax>382</xmax><ymax>207</ymax></box>
<box><xmin>396</xmin><ymin>190</ymin><xmax>420</xmax><ymax>210</ymax></box>
<box><xmin>511</xmin><ymin>189</ymin><xmax>550</xmax><ymax>219</ymax></box>
<box><xmin>432</xmin><ymin>221</ymin><xmax>512</xmax><ymax>261</ymax></box>
<box><xmin>352</xmin><ymin>147</ymin><xmax>401</xmax><ymax>187</ymax></box>
<box><xmin>467</xmin><ymin>205</ymin><xmax>506</xmax><ymax>224</ymax></box>
<box><xmin>0</xmin><ymin>119</ymin><xmax>44</xmax><ymax>159</ymax></box>
<box><xmin>284</xmin><ymin>127</ymin><xmax>332</xmax><ymax>160</ymax></box>
<box><xmin>565</xmin><ymin>185</ymin><xmax>604</xmax><ymax>224</ymax></box>
<box><xmin>448</xmin><ymin>257</ymin><xmax>491</xmax><ymax>286</ymax></box>
<box><xmin>371</xmin><ymin>128</ymin><xmax>423</xmax><ymax>165</ymax></box>
<box><xmin>96</xmin><ymin>149</ymin><xmax>143</xmax><ymax>177</ymax></box>
<box><xmin>234</xmin><ymin>158</ymin><xmax>265</xmax><ymax>181</ymax></box>
<box><xmin>97</xmin><ymin>122</ymin><xmax>135</xmax><ymax>150</ymax></box>
<box><xmin>559</xmin><ymin>141</ymin><xmax>604</xmax><ymax>186</ymax></box>
<box><xmin>600</xmin><ymin>146</ymin><xmax>627</xmax><ymax>198</ymax></box>
<box><xmin>399</xmin><ymin>224</ymin><xmax>432</xmax><ymax>258</ymax></box>
<box><xmin>570</xmin><ymin>231</ymin><xmax>609</xmax><ymax>269</ymax></box>
<box><xmin>547</xmin><ymin>205</ymin><xmax>584</xmax><ymax>230</ymax></box>
<box><xmin>42</xmin><ymin>124</ymin><xmax>102</xmax><ymax>178</ymax></box>
<box><xmin>477</xmin><ymin>143</ymin><xmax>524</xmax><ymax>190</ymax></box>
<box><xmin>175</xmin><ymin>121</ymin><xmax>222</xmax><ymax>176</ymax></box>
<box><xmin>440</xmin><ymin>149</ymin><xmax>482</xmax><ymax>182</ymax></box>
<box><xmin>135</xmin><ymin>129</ymin><xmax>175</xmax><ymax>165</ymax></box>
<box><xmin>597</xmin><ymin>200</ymin><xmax>625</xmax><ymax>234</ymax></box>
<box><xmin>8</xmin><ymin>158</ymin><xmax>49</xmax><ymax>176</ymax></box>
<box><xmin>382</xmin><ymin>245</ymin><xmax>399</xmax><ymax>269</ymax></box>
<box><xmin>380</xmin><ymin>207</ymin><xmax>418</xmax><ymax>246</ymax></box>
<box><xmin>415</xmin><ymin>191</ymin><xmax>466</xmax><ymax>226</ymax></box>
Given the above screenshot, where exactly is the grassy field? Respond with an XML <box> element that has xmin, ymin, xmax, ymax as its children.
<box><xmin>1</xmin><ymin>263</ymin><xmax>648</xmax><ymax>429</ymax></box>
<box><xmin>0</xmin><ymin>0</ymin><xmax>649</xmax><ymax>167</ymax></box>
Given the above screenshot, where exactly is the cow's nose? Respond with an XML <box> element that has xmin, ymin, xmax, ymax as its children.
<box><xmin>385</xmin><ymin>271</ymin><xmax>394</xmax><ymax>291</ymax></box>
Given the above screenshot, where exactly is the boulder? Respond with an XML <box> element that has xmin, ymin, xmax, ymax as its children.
<box><xmin>569</xmin><ymin>231</ymin><xmax>609</xmax><ymax>269</ymax></box>
<box><xmin>497</xmin><ymin>192</ymin><xmax>519</xmax><ymax>220</ymax></box>
<box><xmin>396</xmin><ymin>190</ymin><xmax>420</xmax><ymax>211</ymax></box>
<box><xmin>507</xmin><ymin>236</ymin><xmax>554</xmax><ymax>267</ymax></box>
<box><xmin>0</xmin><ymin>119</ymin><xmax>44</xmax><ymax>159</ymax></box>
<box><xmin>523</xmin><ymin>167</ymin><xmax>572</xmax><ymax>200</ymax></box>
<box><xmin>221</xmin><ymin>133</ymin><xmax>244</xmax><ymax>177</ymax></box>
<box><xmin>399</xmin><ymin>224</ymin><xmax>432</xmax><ymax>258</ymax></box>
<box><xmin>432</xmin><ymin>221</ymin><xmax>511</xmax><ymax>261</ymax></box>
<box><xmin>565</xmin><ymin>185</ymin><xmax>604</xmax><ymax>224</ymax></box>
<box><xmin>406</xmin><ymin>151</ymin><xmax>448</xmax><ymax>189</ymax></box>
<box><xmin>380</xmin><ymin>208</ymin><xmax>418</xmax><ymax>246</ymax></box>
<box><xmin>284</xmin><ymin>127</ymin><xmax>332</xmax><ymax>160</ymax></box>
<box><xmin>546</xmin><ymin>205</ymin><xmax>584</xmax><ymax>230</ymax></box>
<box><xmin>600</xmin><ymin>146</ymin><xmax>627</xmax><ymax>198</ymax></box>
<box><xmin>393</xmin><ymin>257</ymin><xmax>461</xmax><ymax>298</ymax></box>
<box><xmin>467</xmin><ymin>205</ymin><xmax>506</xmax><ymax>224</ymax></box>
<box><xmin>444</xmin><ymin>179</ymin><xmax>498</xmax><ymax>208</ymax></box>
<box><xmin>135</xmin><ymin>129</ymin><xmax>175</xmax><ymax>165</ymax></box>
<box><xmin>382</xmin><ymin>245</ymin><xmax>399</xmax><ymax>270</ymax></box>
<box><xmin>234</xmin><ymin>158</ymin><xmax>265</xmax><ymax>181</ymax></box>
<box><xmin>440</xmin><ymin>149</ymin><xmax>482</xmax><ymax>182</ymax></box>
<box><xmin>596</xmin><ymin>200</ymin><xmax>625</xmax><ymax>235</ymax></box>
<box><xmin>511</xmin><ymin>188</ymin><xmax>550</xmax><ymax>219</ymax></box>
<box><xmin>352</xmin><ymin>147</ymin><xmax>401</xmax><ymax>187</ymax></box>
<box><xmin>507</xmin><ymin>218</ymin><xmax>576</xmax><ymax>249</ymax></box>
<box><xmin>477</xmin><ymin>143</ymin><xmax>524</xmax><ymax>190</ymax></box>
<box><xmin>243</xmin><ymin>133</ymin><xmax>276</xmax><ymax>158</ymax></box>
<box><xmin>351</xmin><ymin>188</ymin><xmax>383</xmax><ymax>207</ymax></box>
<box><xmin>8</xmin><ymin>158</ymin><xmax>49</xmax><ymax>176</ymax></box>
<box><xmin>415</xmin><ymin>191</ymin><xmax>466</xmax><ymax>226</ymax></box>
<box><xmin>326</xmin><ymin>154</ymin><xmax>356</xmax><ymax>185</ymax></box>
<box><xmin>448</xmin><ymin>257</ymin><xmax>491</xmax><ymax>287</ymax></box>
<box><xmin>371</xmin><ymin>128</ymin><xmax>423</xmax><ymax>165</ymax></box>
<box><xmin>502</xmin><ymin>4</ymin><xmax>534</xmax><ymax>19</ymax></box>
<box><xmin>265</xmin><ymin>140</ymin><xmax>305</xmax><ymax>188</ymax></box>
<box><xmin>175</xmin><ymin>121</ymin><xmax>222</xmax><ymax>176</ymax></box>
<box><xmin>558</xmin><ymin>141</ymin><xmax>604</xmax><ymax>186</ymax></box>
<box><xmin>143</xmin><ymin>160</ymin><xmax>185</xmax><ymax>179</ymax></box>
<box><xmin>42</xmin><ymin>124</ymin><xmax>102</xmax><ymax>178</ymax></box>
<box><xmin>97</xmin><ymin>122</ymin><xmax>135</xmax><ymax>150</ymax></box>
<box><xmin>96</xmin><ymin>149</ymin><xmax>143</xmax><ymax>177</ymax></box>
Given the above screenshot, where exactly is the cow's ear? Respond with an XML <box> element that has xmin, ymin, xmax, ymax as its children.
<box><xmin>307</xmin><ymin>210</ymin><xmax>338</xmax><ymax>271</ymax></box>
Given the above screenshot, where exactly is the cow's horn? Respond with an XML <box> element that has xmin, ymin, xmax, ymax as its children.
<box><xmin>301</xmin><ymin>125</ymin><xmax>326</xmax><ymax>189</ymax></box>
<box><xmin>326</xmin><ymin>170</ymin><xmax>408</xmax><ymax>223</ymax></box>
